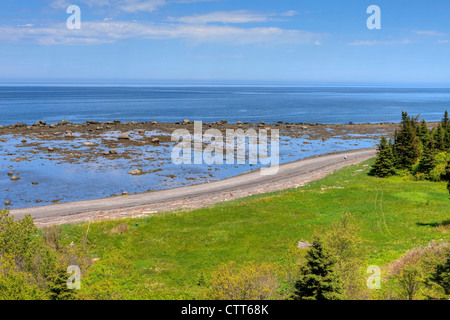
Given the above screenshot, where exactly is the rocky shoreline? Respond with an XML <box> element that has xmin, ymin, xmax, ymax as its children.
<box><xmin>0</xmin><ymin>119</ymin><xmax>412</xmax><ymax>209</ymax></box>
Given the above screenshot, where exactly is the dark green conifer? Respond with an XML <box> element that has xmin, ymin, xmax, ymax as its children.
<box><xmin>294</xmin><ymin>236</ymin><xmax>343</xmax><ymax>300</ymax></box>
<box><xmin>373</xmin><ymin>137</ymin><xmax>396</xmax><ymax>177</ymax></box>
<box><xmin>393</xmin><ymin>112</ymin><xmax>422</xmax><ymax>171</ymax></box>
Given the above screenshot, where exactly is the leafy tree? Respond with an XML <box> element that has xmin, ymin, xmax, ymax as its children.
<box><xmin>293</xmin><ymin>236</ymin><xmax>343</xmax><ymax>300</ymax></box>
<box><xmin>373</xmin><ymin>137</ymin><xmax>396</xmax><ymax>177</ymax></box>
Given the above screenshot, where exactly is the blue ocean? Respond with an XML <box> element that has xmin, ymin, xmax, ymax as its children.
<box><xmin>1</xmin><ymin>86</ymin><xmax>450</xmax><ymax>125</ymax></box>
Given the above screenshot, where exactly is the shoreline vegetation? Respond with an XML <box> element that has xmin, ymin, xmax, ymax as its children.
<box><xmin>1</xmin><ymin>157</ymin><xmax>449</xmax><ymax>300</ymax></box>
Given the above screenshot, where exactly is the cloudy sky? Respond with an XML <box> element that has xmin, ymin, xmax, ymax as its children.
<box><xmin>1</xmin><ymin>0</ymin><xmax>450</xmax><ymax>84</ymax></box>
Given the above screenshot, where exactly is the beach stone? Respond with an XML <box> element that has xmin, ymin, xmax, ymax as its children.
<box><xmin>236</xmin><ymin>121</ymin><xmax>243</xmax><ymax>125</ymax></box>
<box><xmin>106</xmin><ymin>121</ymin><xmax>114</xmax><ymax>125</ymax></box>
<box><xmin>128</xmin><ymin>169</ymin><xmax>144</xmax><ymax>175</ymax></box>
<box><xmin>65</xmin><ymin>131</ymin><xmax>73</xmax><ymax>138</ymax></box>
<box><xmin>182</xmin><ymin>119</ymin><xmax>191</xmax><ymax>125</ymax></box>
<box><xmin>4</xmin><ymin>201</ymin><xmax>11</xmax><ymax>206</ymax></box>
<box><xmin>7</xmin><ymin>172</ymin><xmax>13</xmax><ymax>176</ymax></box>
<box><xmin>47</xmin><ymin>147</ymin><xmax>55</xmax><ymax>152</ymax></box>
<box><xmin>151</xmin><ymin>138</ymin><xmax>160</xmax><ymax>143</ymax></box>
<box><xmin>21</xmin><ymin>139</ymin><xmax>27</xmax><ymax>143</ymax></box>
<box><xmin>138</xmin><ymin>129</ymin><xmax>146</xmax><ymax>134</ymax></box>
<box><xmin>122</xmin><ymin>191</ymin><xmax>130</xmax><ymax>196</ymax></box>
<box><xmin>106</xmin><ymin>125</ymin><xmax>112</xmax><ymax>129</ymax></box>
<box><xmin>118</xmin><ymin>132</ymin><xmax>130</xmax><ymax>140</ymax></box>
<box><xmin>39</xmin><ymin>120</ymin><xmax>47</xmax><ymax>125</ymax></box>
<box><xmin>10</xmin><ymin>176</ymin><xmax>21</xmax><ymax>181</ymax></box>
<box><xmin>83</xmin><ymin>142</ymin><xmax>97</xmax><ymax>146</ymax></box>
<box><xmin>49</xmin><ymin>123</ymin><xmax>58</xmax><ymax>128</ymax></box>
<box><xmin>96</xmin><ymin>126</ymin><xmax>103</xmax><ymax>130</ymax></box>
<box><xmin>86</xmin><ymin>120</ymin><xmax>99</xmax><ymax>125</ymax></box>
<box><xmin>15</xmin><ymin>122</ymin><xmax>27</xmax><ymax>128</ymax></box>
<box><xmin>59</xmin><ymin>120</ymin><xmax>70</xmax><ymax>125</ymax></box>
<box><xmin>114</xmin><ymin>120</ymin><xmax>121</xmax><ymax>124</ymax></box>
<box><xmin>131</xmin><ymin>121</ymin><xmax>138</xmax><ymax>125</ymax></box>
<box><xmin>109</xmin><ymin>148</ymin><xmax>118</xmax><ymax>155</ymax></box>
<box><xmin>150</xmin><ymin>121</ymin><xmax>158</xmax><ymax>125</ymax></box>
<box><xmin>32</xmin><ymin>182</ymin><xmax>38</xmax><ymax>185</ymax></box>
<box><xmin>26</xmin><ymin>126</ymin><xmax>33</xmax><ymax>130</ymax></box>
<box><xmin>221</xmin><ymin>119</ymin><xmax>228</xmax><ymax>124</ymax></box>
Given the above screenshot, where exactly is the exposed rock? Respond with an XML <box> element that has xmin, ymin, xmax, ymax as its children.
<box><xmin>114</xmin><ymin>120</ymin><xmax>121</xmax><ymax>124</ymax></box>
<box><xmin>128</xmin><ymin>168</ymin><xmax>144</xmax><ymax>175</ymax></box>
<box><xmin>7</xmin><ymin>172</ymin><xmax>13</xmax><ymax>176</ymax></box>
<box><xmin>118</xmin><ymin>132</ymin><xmax>130</xmax><ymax>140</ymax></box>
<box><xmin>49</xmin><ymin>123</ymin><xmax>58</xmax><ymax>128</ymax></box>
<box><xmin>221</xmin><ymin>119</ymin><xmax>228</xmax><ymax>124</ymax></box>
<box><xmin>47</xmin><ymin>147</ymin><xmax>55</xmax><ymax>152</ymax></box>
<box><xmin>59</xmin><ymin>120</ymin><xmax>70</xmax><ymax>126</ymax></box>
<box><xmin>83</xmin><ymin>142</ymin><xmax>97</xmax><ymax>146</ymax></box>
<box><xmin>39</xmin><ymin>120</ymin><xmax>47</xmax><ymax>125</ymax></box>
<box><xmin>138</xmin><ymin>129</ymin><xmax>146</xmax><ymax>134</ymax></box>
<box><xmin>122</xmin><ymin>191</ymin><xmax>130</xmax><ymax>196</ymax></box>
<box><xmin>150</xmin><ymin>120</ymin><xmax>158</xmax><ymax>124</ymax></box>
<box><xmin>10</xmin><ymin>176</ymin><xmax>21</xmax><ymax>181</ymax></box>
<box><xmin>182</xmin><ymin>119</ymin><xmax>191</xmax><ymax>125</ymax></box>
<box><xmin>32</xmin><ymin>182</ymin><xmax>39</xmax><ymax>185</ymax></box>
<box><xmin>4</xmin><ymin>201</ymin><xmax>11</xmax><ymax>206</ymax></box>
<box><xmin>109</xmin><ymin>148</ymin><xmax>118</xmax><ymax>155</ymax></box>
<box><xmin>297</xmin><ymin>241</ymin><xmax>313</xmax><ymax>249</ymax></box>
<box><xmin>151</xmin><ymin>138</ymin><xmax>160</xmax><ymax>143</ymax></box>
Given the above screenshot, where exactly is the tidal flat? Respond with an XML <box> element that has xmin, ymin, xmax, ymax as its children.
<box><xmin>0</xmin><ymin>120</ymin><xmax>405</xmax><ymax>209</ymax></box>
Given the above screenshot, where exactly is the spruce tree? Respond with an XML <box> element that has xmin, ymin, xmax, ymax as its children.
<box><xmin>373</xmin><ymin>137</ymin><xmax>396</xmax><ymax>177</ymax></box>
<box><xmin>430</xmin><ymin>251</ymin><xmax>450</xmax><ymax>296</ymax></box>
<box><xmin>393</xmin><ymin>112</ymin><xmax>421</xmax><ymax>171</ymax></box>
<box><xmin>434</xmin><ymin>125</ymin><xmax>446</xmax><ymax>151</ymax></box>
<box><xmin>294</xmin><ymin>236</ymin><xmax>343</xmax><ymax>300</ymax></box>
<box><xmin>418</xmin><ymin>138</ymin><xmax>437</xmax><ymax>175</ymax></box>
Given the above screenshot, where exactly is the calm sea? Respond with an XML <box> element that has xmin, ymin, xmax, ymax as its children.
<box><xmin>1</xmin><ymin>86</ymin><xmax>450</xmax><ymax>125</ymax></box>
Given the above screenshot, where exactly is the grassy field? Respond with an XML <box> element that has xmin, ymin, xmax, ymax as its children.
<box><xmin>57</xmin><ymin>158</ymin><xmax>450</xmax><ymax>299</ymax></box>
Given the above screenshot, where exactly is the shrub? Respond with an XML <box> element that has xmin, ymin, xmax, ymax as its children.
<box><xmin>209</xmin><ymin>261</ymin><xmax>282</xmax><ymax>300</ymax></box>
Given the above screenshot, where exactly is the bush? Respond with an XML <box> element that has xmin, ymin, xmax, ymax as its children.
<box><xmin>209</xmin><ymin>261</ymin><xmax>282</xmax><ymax>300</ymax></box>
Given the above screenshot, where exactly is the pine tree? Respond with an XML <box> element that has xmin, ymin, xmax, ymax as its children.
<box><xmin>294</xmin><ymin>236</ymin><xmax>343</xmax><ymax>300</ymax></box>
<box><xmin>434</xmin><ymin>125</ymin><xmax>446</xmax><ymax>151</ymax></box>
<box><xmin>418</xmin><ymin>138</ymin><xmax>437</xmax><ymax>175</ymax></box>
<box><xmin>417</xmin><ymin>119</ymin><xmax>431</xmax><ymax>145</ymax></box>
<box><xmin>373</xmin><ymin>137</ymin><xmax>396</xmax><ymax>177</ymax></box>
<box><xmin>430</xmin><ymin>251</ymin><xmax>450</xmax><ymax>296</ymax></box>
<box><xmin>48</xmin><ymin>267</ymin><xmax>77</xmax><ymax>300</ymax></box>
<box><xmin>393</xmin><ymin>112</ymin><xmax>422</xmax><ymax>171</ymax></box>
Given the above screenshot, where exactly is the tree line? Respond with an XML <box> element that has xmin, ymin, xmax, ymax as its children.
<box><xmin>373</xmin><ymin>111</ymin><xmax>450</xmax><ymax>195</ymax></box>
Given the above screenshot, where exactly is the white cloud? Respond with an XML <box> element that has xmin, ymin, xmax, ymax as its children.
<box><xmin>50</xmin><ymin>0</ymin><xmax>166</xmax><ymax>13</ymax></box>
<box><xmin>348</xmin><ymin>39</ymin><xmax>413</xmax><ymax>46</ymax></box>
<box><xmin>0</xmin><ymin>20</ymin><xmax>324</xmax><ymax>46</ymax></box>
<box><xmin>413</xmin><ymin>30</ymin><xmax>446</xmax><ymax>37</ymax></box>
<box><xmin>168</xmin><ymin>10</ymin><xmax>272</xmax><ymax>24</ymax></box>
<box><xmin>168</xmin><ymin>10</ymin><xmax>298</xmax><ymax>24</ymax></box>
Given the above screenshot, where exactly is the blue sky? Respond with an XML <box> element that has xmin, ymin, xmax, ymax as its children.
<box><xmin>1</xmin><ymin>0</ymin><xmax>450</xmax><ymax>85</ymax></box>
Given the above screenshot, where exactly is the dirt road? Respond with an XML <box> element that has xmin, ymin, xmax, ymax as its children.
<box><xmin>10</xmin><ymin>148</ymin><xmax>376</xmax><ymax>226</ymax></box>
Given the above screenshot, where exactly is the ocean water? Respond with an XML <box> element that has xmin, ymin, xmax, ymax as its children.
<box><xmin>1</xmin><ymin>86</ymin><xmax>450</xmax><ymax>125</ymax></box>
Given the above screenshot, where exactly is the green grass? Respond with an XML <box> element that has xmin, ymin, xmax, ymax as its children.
<box><xmin>60</xmin><ymin>159</ymin><xmax>450</xmax><ymax>299</ymax></box>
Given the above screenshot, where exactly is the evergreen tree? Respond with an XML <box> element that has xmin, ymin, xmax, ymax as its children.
<box><xmin>442</xmin><ymin>111</ymin><xmax>449</xmax><ymax>131</ymax></box>
<box><xmin>393</xmin><ymin>112</ymin><xmax>422</xmax><ymax>171</ymax></box>
<box><xmin>293</xmin><ymin>236</ymin><xmax>343</xmax><ymax>300</ymax></box>
<box><xmin>430</xmin><ymin>251</ymin><xmax>450</xmax><ymax>296</ymax></box>
<box><xmin>373</xmin><ymin>137</ymin><xmax>396</xmax><ymax>177</ymax></box>
<box><xmin>417</xmin><ymin>119</ymin><xmax>431</xmax><ymax>145</ymax></box>
<box><xmin>418</xmin><ymin>138</ymin><xmax>437</xmax><ymax>175</ymax></box>
<box><xmin>48</xmin><ymin>267</ymin><xmax>78</xmax><ymax>300</ymax></box>
<box><xmin>434</xmin><ymin>125</ymin><xmax>446</xmax><ymax>151</ymax></box>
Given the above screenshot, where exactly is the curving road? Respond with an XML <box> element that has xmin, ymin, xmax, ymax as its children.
<box><xmin>10</xmin><ymin>148</ymin><xmax>376</xmax><ymax>225</ymax></box>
